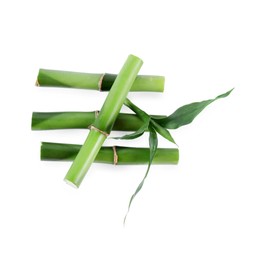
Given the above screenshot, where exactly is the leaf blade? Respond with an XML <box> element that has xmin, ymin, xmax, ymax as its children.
<box><xmin>124</xmin><ymin>98</ymin><xmax>150</xmax><ymax>121</ymax></box>
<box><xmin>124</xmin><ymin>127</ymin><xmax>158</xmax><ymax>224</ymax></box>
<box><xmin>155</xmin><ymin>88</ymin><xmax>234</xmax><ymax>129</ymax></box>
<box><xmin>151</xmin><ymin>119</ymin><xmax>177</xmax><ymax>145</ymax></box>
<box><xmin>113</xmin><ymin>119</ymin><xmax>149</xmax><ymax>140</ymax></box>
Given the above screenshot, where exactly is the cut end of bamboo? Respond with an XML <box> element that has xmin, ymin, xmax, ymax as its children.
<box><xmin>64</xmin><ymin>179</ymin><xmax>79</xmax><ymax>189</ymax></box>
<box><xmin>35</xmin><ymin>79</ymin><xmax>40</xmax><ymax>86</ymax></box>
<box><xmin>161</xmin><ymin>76</ymin><xmax>165</xmax><ymax>92</ymax></box>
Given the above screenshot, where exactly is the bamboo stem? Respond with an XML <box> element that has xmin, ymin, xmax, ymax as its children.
<box><xmin>37</xmin><ymin>69</ymin><xmax>164</xmax><ymax>92</ymax></box>
<box><xmin>32</xmin><ymin>112</ymin><xmax>166</xmax><ymax>131</ymax></box>
<box><xmin>64</xmin><ymin>55</ymin><xmax>143</xmax><ymax>188</ymax></box>
<box><xmin>41</xmin><ymin>142</ymin><xmax>179</xmax><ymax>165</ymax></box>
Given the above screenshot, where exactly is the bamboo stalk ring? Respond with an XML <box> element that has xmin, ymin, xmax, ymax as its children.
<box><xmin>89</xmin><ymin>125</ymin><xmax>109</xmax><ymax>137</ymax></box>
<box><xmin>95</xmin><ymin>110</ymin><xmax>99</xmax><ymax>118</ymax></box>
<box><xmin>98</xmin><ymin>74</ymin><xmax>105</xmax><ymax>91</ymax></box>
<box><xmin>113</xmin><ymin>146</ymin><xmax>118</xmax><ymax>165</ymax></box>
<box><xmin>35</xmin><ymin>79</ymin><xmax>40</xmax><ymax>86</ymax></box>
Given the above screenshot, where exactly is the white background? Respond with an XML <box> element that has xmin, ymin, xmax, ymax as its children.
<box><xmin>1</xmin><ymin>0</ymin><xmax>260</xmax><ymax>259</ymax></box>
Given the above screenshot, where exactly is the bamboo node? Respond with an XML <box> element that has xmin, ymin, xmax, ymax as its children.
<box><xmin>98</xmin><ymin>74</ymin><xmax>105</xmax><ymax>91</ymax></box>
<box><xmin>113</xmin><ymin>146</ymin><xmax>118</xmax><ymax>165</ymax></box>
<box><xmin>89</xmin><ymin>125</ymin><xmax>109</xmax><ymax>137</ymax></box>
<box><xmin>95</xmin><ymin>110</ymin><xmax>99</xmax><ymax>118</ymax></box>
<box><xmin>35</xmin><ymin>79</ymin><xmax>40</xmax><ymax>86</ymax></box>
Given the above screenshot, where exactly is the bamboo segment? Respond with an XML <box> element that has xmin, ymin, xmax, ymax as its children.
<box><xmin>31</xmin><ymin>112</ymin><xmax>161</xmax><ymax>131</ymax></box>
<box><xmin>64</xmin><ymin>55</ymin><xmax>143</xmax><ymax>188</ymax></box>
<box><xmin>36</xmin><ymin>69</ymin><xmax>101</xmax><ymax>90</ymax></box>
<box><xmin>41</xmin><ymin>142</ymin><xmax>179</xmax><ymax>165</ymax></box>
<box><xmin>32</xmin><ymin>111</ymin><xmax>96</xmax><ymax>130</ymax></box>
<box><xmin>37</xmin><ymin>69</ymin><xmax>164</xmax><ymax>92</ymax></box>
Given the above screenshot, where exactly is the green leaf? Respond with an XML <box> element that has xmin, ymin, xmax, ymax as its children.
<box><xmin>151</xmin><ymin>115</ymin><xmax>167</xmax><ymax>120</ymax></box>
<box><xmin>150</xmin><ymin>119</ymin><xmax>177</xmax><ymax>145</ymax></box>
<box><xmin>124</xmin><ymin>98</ymin><xmax>176</xmax><ymax>143</ymax></box>
<box><xmin>124</xmin><ymin>127</ymin><xmax>158</xmax><ymax>224</ymax></box>
<box><xmin>124</xmin><ymin>98</ymin><xmax>150</xmax><ymax>121</ymax></box>
<box><xmin>113</xmin><ymin>119</ymin><xmax>149</xmax><ymax>140</ymax></box>
<box><xmin>155</xmin><ymin>88</ymin><xmax>234</xmax><ymax>129</ymax></box>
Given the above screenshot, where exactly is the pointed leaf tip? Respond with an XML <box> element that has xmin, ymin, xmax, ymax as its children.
<box><xmin>113</xmin><ymin>120</ymin><xmax>149</xmax><ymax>140</ymax></box>
<box><xmin>123</xmin><ymin>127</ymin><xmax>158</xmax><ymax>224</ymax></box>
<box><xmin>155</xmin><ymin>88</ymin><xmax>234</xmax><ymax>130</ymax></box>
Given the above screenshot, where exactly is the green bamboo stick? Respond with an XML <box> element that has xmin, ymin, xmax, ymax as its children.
<box><xmin>36</xmin><ymin>69</ymin><xmax>164</xmax><ymax>92</ymax></box>
<box><xmin>64</xmin><ymin>54</ymin><xmax>143</xmax><ymax>188</ymax></box>
<box><xmin>41</xmin><ymin>142</ymin><xmax>179</xmax><ymax>165</ymax></box>
<box><xmin>31</xmin><ymin>112</ymin><xmax>166</xmax><ymax>131</ymax></box>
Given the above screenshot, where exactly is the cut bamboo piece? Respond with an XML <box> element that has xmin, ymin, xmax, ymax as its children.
<box><xmin>31</xmin><ymin>111</ymin><xmax>166</xmax><ymax>131</ymax></box>
<box><xmin>64</xmin><ymin>54</ymin><xmax>143</xmax><ymax>188</ymax></box>
<box><xmin>37</xmin><ymin>69</ymin><xmax>164</xmax><ymax>92</ymax></box>
<box><xmin>41</xmin><ymin>142</ymin><xmax>179</xmax><ymax>165</ymax></box>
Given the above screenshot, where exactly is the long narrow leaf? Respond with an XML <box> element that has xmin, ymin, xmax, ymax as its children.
<box><xmin>124</xmin><ymin>127</ymin><xmax>158</xmax><ymax>224</ymax></box>
<box><xmin>151</xmin><ymin>119</ymin><xmax>177</xmax><ymax>144</ymax></box>
<box><xmin>124</xmin><ymin>98</ymin><xmax>177</xmax><ymax>144</ymax></box>
<box><xmin>124</xmin><ymin>98</ymin><xmax>150</xmax><ymax>121</ymax></box>
<box><xmin>113</xmin><ymin>119</ymin><xmax>149</xmax><ymax>140</ymax></box>
<box><xmin>155</xmin><ymin>88</ymin><xmax>234</xmax><ymax>129</ymax></box>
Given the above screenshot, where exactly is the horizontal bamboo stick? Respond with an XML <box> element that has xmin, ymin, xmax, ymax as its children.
<box><xmin>41</xmin><ymin>142</ymin><xmax>179</xmax><ymax>165</ymax></box>
<box><xmin>31</xmin><ymin>112</ymin><xmax>166</xmax><ymax>131</ymax></box>
<box><xmin>36</xmin><ymin>69</ymin><xmax>164</xmax><ymax>92</ymax></box>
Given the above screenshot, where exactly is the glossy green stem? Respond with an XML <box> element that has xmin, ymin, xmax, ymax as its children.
<box><xmin>31</xmin><ymin>112</ymin><xmax>166</xmax><ymax>131</ymax></box>
<box><xmin>64</xmin><ymin>55</ymin><xmax>143</xmax><ymax>188</ymax></box>
<box><xmin>37</xmin><ymin>69</ymin><xmax>164</xmax><ymax>92</ymax></box>
<box><xmin>41</xmin><ymin>142</ymin><xmax>179</xmax><ymax>165</ymax></box>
